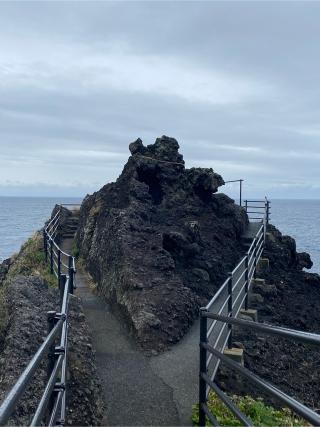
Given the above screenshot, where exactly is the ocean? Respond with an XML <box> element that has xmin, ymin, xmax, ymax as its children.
<box><xmin>269</xmin><ymin>199</ymin><xmax>320</xmax><ymax>273</ymax></box>
<box><xmin>0</xmin><ymin>197</ymin><xmax>319</xmax><ymax>273</ymax></box>
<box><xmin>0</xmin><ymin>197</ymin><xmax>82</xmax><ymax>263</ymax></box>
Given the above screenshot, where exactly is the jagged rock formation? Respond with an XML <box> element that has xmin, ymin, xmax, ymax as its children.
<box><xmin>76</xmin><ymin>136</ymin><xmax>248</xmax><ymax>350</ymax></box>
<box><xmin>0</xmin><ymin>258</ymin><xmax>11</xmax><ymax>283</ymax></box>
<box><xmin>253</xmin><ymin>225</ymin><xmax>319</xmax><ymax>330</ymax></box>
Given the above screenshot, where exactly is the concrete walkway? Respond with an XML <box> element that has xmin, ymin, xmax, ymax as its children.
<box><xmin>63</xmin><ymin>239</ymin><xmax>198</xmax><ymax>426</ymax></box>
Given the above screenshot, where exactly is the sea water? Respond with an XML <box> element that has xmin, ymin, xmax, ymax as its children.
<box><xmin>0</xmin><ymin>197</ymin><xmax>82</xmax><ymax>262</ymax></box>
<box><xmin>270</xmin><ymin>199</ymin><xmax>320</xmax><ymax>273</ymax></box>
<box><xmin>0</xmin><ymin>197</ymin><xmax>319</xmax><ymax>273</ymax></box>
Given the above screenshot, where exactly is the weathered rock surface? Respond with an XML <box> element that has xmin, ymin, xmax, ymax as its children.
<box><xmin>76</xmin><ymin>136</ymin><xmax>248</xmax><ymax>350</ymax></box>
<box><xmin>218</xmin><ymin>224</ymin><xmax>320</xmax><ymax>410</ymax></box>
<box><xmin>0</xmin><ymin>258</ymin><xmax>11</xmax><ymax>283</ymax></box>
<box><xmin>0</xmin><ymin>257</ymin><xmax>104</xmax><ymax>425</ymax></box>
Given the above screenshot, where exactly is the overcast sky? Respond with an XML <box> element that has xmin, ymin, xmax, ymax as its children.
<box><xmin>1</xmin><ymin>1</ymin><xmax>320</xmax><ymax>199</ymax></box>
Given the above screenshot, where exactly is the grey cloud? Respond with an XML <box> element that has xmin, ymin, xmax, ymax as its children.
<box><xmin>0</xmin><ymin>1</ymin><xmax>320</xmax><ymax>198</ymax></box>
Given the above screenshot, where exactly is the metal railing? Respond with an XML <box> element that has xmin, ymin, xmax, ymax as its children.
<box><xmin>199</xmin><ymin>313</ymin><xmax>320</xmax><ymax>426</ymax></box>
<box><xmin>43</xmin><ymin>207</ymin><xmax>77</xmax><ymax>291</ymax></box>
<box><xmin>224</xmin><ymin>179</ymin><xmax>244</xmax><ymax>206</ymax></box>
<box><xmin>0</xmin><ymin>206</ymin><xmax>76</xmax><ymax>426</ymax></box>
<box><xmin>243</xmin><ymin>197</ymin><xmax>270</xmax><ymax>223</ymax></box>
<box><xmin>202</xmin><ymin>199</ymin><xmax>268</xmax><ymax>386</ymax></box>
<box><xmin>198</xmin><ymin>197</ymin><xmax>320</xmax><ymax>426</ymax></box>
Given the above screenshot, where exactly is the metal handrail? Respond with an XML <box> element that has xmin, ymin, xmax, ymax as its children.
<box><xmin>243</xmin><ymin>199</ymin><xmax>270</xmax><ymax>223</ymax></box>
<box><xmin>230</xmin><ymin>256</ymin><xmax>246</xmax><ymax>275</ymax></box>
<box><xmin>0</xmin><ymin>319</ymin><xmax>64</xmax><ymax>425</ymax></box>
<box><xmin>0</xmin><ymin>205</ymin><xmax>77</xmax><ymax>426</ymax></box>
<box><xmin>30</xmin><ymin>355</ymin><xmax>64</xmax><ymax>427</ymax></box>
<box><xmin>201</xmin><ymin>374</ymin><xmax>253</xmax><ymax>427</ymax></box>
<box><xmin>198</xmin><ymin>198</ymin><xmax>320</xmax><ymax>426</ymax></box>
<box><xmin>46</xmin><ymin>210</ymin><xmax>60</xmax><ymax>230</ymax></box>
<box><xmin>205</xmin><ymin>277</ymin><xmax>229</xmax><ymax>311</ymax></box>
<box><xmin>207</xmin><ymin>297</ymin><xmax>230</xmax><ymax>338</ymax></box>
<box><xmin>200</xmin><ymin>314</ymin><xmax>320</xmax><ymax>426</ymax></box>
<box><xmin>224</xmin><ymin>179</ymin><xmax>244</xmax><ymax>206</ymax></box>
<box><xmin>205</xmin><ymin>313</ymin><xmax>320</xmax><ymax>347</ymax></box>
<box><xmin>199</xmin><ymin>197</ymin><xmax>271</xmax><ymax>425</ymax></box>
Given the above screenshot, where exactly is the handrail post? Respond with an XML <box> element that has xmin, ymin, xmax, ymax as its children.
<box><xmin>244</xmin><ymin>255</ymin><xmax>249</xmax><ymax>310</ymax></box>
<box><xmin>47</xmin><ymin>311</ymin><xmax>57</xmax><ymax>421</ymax></box>
<box><xmin>263</xmin><ymin>202</ymin><xmax>267</xmax><ymax>244</ymax></box>
<box><xmin>227</xmin><ymin>274</ymin><xmax>233</xmax><ymax>349</ymax></box>
<box><xmin>57</xmin><ymin>250</ymin><xmax>61</xmax><ymax>287</ymax></box>
<box><xmin>47</xmin><ymin>311</ymin><xmax>56</xmax><ymax>378</ymax></box>
<box><xmin>267</xmin><ymin>200</ymin><xmax>270</xmax><ymax>225</ymax></box>
<box><xmin>68</xmin><ymin>256</ymin><xmax>74</xmax><ymax>294</ymax></box>
<box><xmin>199</xmin><ymin>308</ymin><xmax>208</xmax><ymax>427</ymax></box>
<box><xmin>245</xmin><ymin>199</ymin><xmax>248</xmax><ymax>213</ymax></box>
<box><xmin>59</xmin><ymin>274</ymin><xmax>67</xmax><ymax>306</ymax></box>
<box><xmin>43</xmin><ymin>230</ymin><xmax>48</xmax><ymax>262</ymax></box>
<box><xmin>50</xmin><ymin>239</ymin><xmax>53</xmax><ymax>274</ymax></box>
<box><xmin>253</xmin><ymin>239</ymin><xmax>257</xmax><ymax>280</ymax></box>
<box><xmin>239</xmin><ymin>179</ymin><xmax>243</xmax><ymax>206</ymax></box>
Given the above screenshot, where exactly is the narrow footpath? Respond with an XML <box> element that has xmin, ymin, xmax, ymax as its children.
<box><xmin>62</xmin><ymin>238</ymin><xmax>199</xmax><ymax>426</ymax></box>
<box><xmin>60</xmin><ymin>209</ymin><xmax>260</xmax><ymax>426</ymax></box>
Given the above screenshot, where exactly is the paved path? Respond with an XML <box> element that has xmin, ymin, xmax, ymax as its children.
<box><xmin>62</xmin><ymin>239</ymin><xmax>198</xmax><ymax>426</ymax></box>
<box><xmin>61</xmin><ymin>216</ymin><xmax>259</xmax><ymax>426</ymax></box>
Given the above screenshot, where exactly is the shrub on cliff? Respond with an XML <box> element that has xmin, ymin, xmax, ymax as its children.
<box><xmin>4</xmin><ymin>232</ymin><xmax>56</xmax><ymax>287</ymax></box>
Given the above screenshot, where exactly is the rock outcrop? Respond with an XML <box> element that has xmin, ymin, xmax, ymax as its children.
<box><xmin>253</xmin><ymin>225</ymin><xmax>320</xmax><ymax>331</ymax></box>
<box><xmin>0</xmin><ymin>236</ymin><xmax>104</xmax><ymax>426</ymax></box>
<box><xmin>76</xmin><ymin>136</ymin><xmax>248</xmax><ymax>350</ymax></box>
<box><xmin>218</xmin><ymin>225</ymin><xmax>320</xmax><ymax>410</ymax></box>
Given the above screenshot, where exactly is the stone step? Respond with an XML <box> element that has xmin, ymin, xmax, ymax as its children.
<box><xmin>251</xmin><ymin>278</ymin><xmax>265</xmax><ymax>286</ymax></box>
<box><xmin>223</xmin><ymin>348</ymin><xmax>244</xmax><ymax>365</ymax></box>
<box><xmin>63</xmin><ymin>233</ymin><xmax>76</xmax><ymax>238</ymax></box>
<box><xmin>67</xmin><ymin>219</ymin><xmax>79</xmax><ymax>225</ymax></box>
<box><xmin>65</xmin><ymin>225</ymin><xmax>78</xmax><ymax>231</ymax></box>
<box><xmin>239</xmin><ymin>308</ymin><xmax>258</xmax><ymax>321</ymax></box>
<box><xmin>257</xmin><ymin>257</ymin><xmax>270</xmax><ymax>274</ymax></box>
<box><xmin>64</xmin><ymin>231</ymin><xmax>77</xmax><ymax>237</ymax></box>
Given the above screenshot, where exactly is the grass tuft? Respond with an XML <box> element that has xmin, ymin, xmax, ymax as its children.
<box><xmin>5</xmin><ymin>232</ymin><xmax>57</xmax><ymax>287</ymax></box>
<box><xmin>192</xmin><ymin>392</ymin><xmax>310</xmax><ymax>426</ymax></box>
<box><xmin>0</xmin><ymin>231</ymin><xmax>59</xmax><ymax>347</ymax></box>
<box><xmin>71</xmin><ymin>241</ymin><xmax>80</xmax><ymax>258</ymax></box>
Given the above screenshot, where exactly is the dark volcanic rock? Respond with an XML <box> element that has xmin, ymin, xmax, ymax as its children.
<box><xmin>255</xmin><ymin>225</ymin><xmax>320</xmax><ymax>331</ymax></box>
<box><xmin>0</xmin><ymin>275</ymin><xmax>104</xmax><ymax>426</ymax></box>
<box><xmin>217</xmin><ymin>224</ymin><xmax>320</xmax><ymax>410</ymax></box>
<box><xmin>76</xmin><ymin>136</ymin><xmax>248</xmax><ymax>350</ymax></box>
<box><xmin>0</xmin><ymin>258</ymin><xmax>11</xmax><ymax>283</ymax></box>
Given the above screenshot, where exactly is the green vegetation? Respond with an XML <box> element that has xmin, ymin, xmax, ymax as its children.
<box><xmin>0</xmin><ymin>287</ymin><xmax>7</xmax><ymax>345</ymax></box>
<box><xmin>71</xmin><ymin>241</ymin><xmax>80</xmax><ymax>258</ymax></box>
<box><xmin>192</xmin><ymin>392</ymin><xmax>309</xmax><ymax>427</ymax></box>
<box><xmin>5</xmin><ymin>232</ymin><xmax>57</xmax><ymax>288</ymax></box>
<box><xmin>0</xmin><ymin>232</ymin><xmax>58</xmax><ymax>343</ymax></box>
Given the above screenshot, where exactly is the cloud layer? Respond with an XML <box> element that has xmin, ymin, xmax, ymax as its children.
<box><xmin>1</xmin><ymin>1</ymin><xmax>320</xmax><ymax>199</ymax></box>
